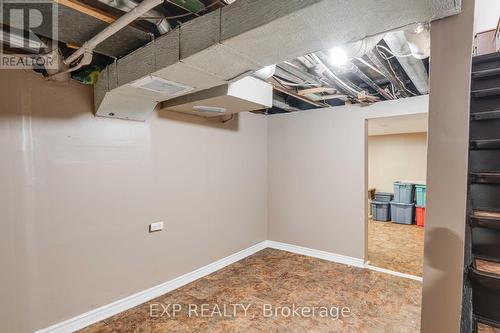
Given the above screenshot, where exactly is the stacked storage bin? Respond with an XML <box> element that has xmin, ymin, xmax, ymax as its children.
<box><xmin>414</xmin><ymin>184</ymin><xmax>426</xmax><ymax>227</ymax></box>
<box><xmin>390</xmin><ymin>182</ymin><xmax>415</xmax><ymax>224</ymax></box>
<box><xmin>371</xmin><ymin>192</ymin><xmax>393</xmax><ymax>222</ymax></box>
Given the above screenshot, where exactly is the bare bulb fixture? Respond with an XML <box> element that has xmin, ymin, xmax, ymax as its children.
<box><xmin>328</xmin><ymin>47</ymin><xmax>348</xmax><ymax>66</ymax></box>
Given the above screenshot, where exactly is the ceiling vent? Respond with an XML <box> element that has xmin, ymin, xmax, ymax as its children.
<box><xmin>159</xmin><ymin>76</ymin><xmax>273</xmax><ymax>117</ymax></box>
<box><xmin>130</xmin><ymin>76</ymin><xmax>193</xmax><ymax>96</ymax></box>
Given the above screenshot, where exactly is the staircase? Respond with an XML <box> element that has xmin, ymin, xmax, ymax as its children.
<box><xmin>465</xmin><ymin>52</ymin><xmax>500</xmax><ymax>333</ymax></box>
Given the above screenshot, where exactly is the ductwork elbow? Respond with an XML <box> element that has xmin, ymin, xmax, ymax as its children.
<box><xmin>404</xmin><ymin>23</ymin><xmax>430</xmax><ymax>60</ymax></box>
<box><xmin>156</xmin><ymin>18</ymin><xmax>170</xmax><ymax>34</ymax></box>
<box><xmin>253</xmin><ymin>64</ymin><xmax>276</xmax><ymax>80</ymax></box>
<box><xmin>343</xmin><ymin>34</ymin><xmax>385</xmax><ymax>59</ymax></box>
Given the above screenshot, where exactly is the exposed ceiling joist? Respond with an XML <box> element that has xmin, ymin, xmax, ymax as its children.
<box><xmin>297</xmin><ymin>87</ymin><xmax>336</xmax><ymax>95</ymax></box>
<box><xmin>55</xmin><ymin>0</ymin><xmax>116</xmax><ymax>24</ymax></box>
<box><xmin>272</xmin><ymin>85</ymin><xmax>326</xmax><ymax>108</ymax></box>
<box><xmin>313</xmin><ymin>93</ymin><xmax>348</xmax><ymax>101</ymax></box>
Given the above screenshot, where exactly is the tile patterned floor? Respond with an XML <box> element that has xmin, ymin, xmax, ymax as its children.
<box><xmin>79</xmin><ymin>248</ymin><xmax>422</xmax><ymax>333</ymax></box>
<box><xmin>368</xmin><ymin>220</ymin><xmax>424</xmax><ymax>277</ymax></box>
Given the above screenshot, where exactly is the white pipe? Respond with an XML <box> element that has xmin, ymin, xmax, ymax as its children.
<box><xmin>64</xmin><ymin>0</ymin><xmax>164</xmax><ymax>65</ymax></box>
<box><xmin>97</xmin><ymin>0</ymin><xmax>170</xmax><ymax>34</ymax></box>
<box><xmin>383</xmin><ymin>31</ymin><xmax>429</xmax><ymax>94</ymax></box>
<box><xmin>45</xmin><ymin>43</ymin><xmax>71</xmax><ymax>82</ymax></box>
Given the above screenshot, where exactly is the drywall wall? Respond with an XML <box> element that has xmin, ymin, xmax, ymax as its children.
<box><xmin>474</xmin><ymin>0</ymin><xmax>500</xmax><ymax>33</ymax></box>
<box><xmin>0</xmin><ymin>69</ymin><xmax>267</xmax><ymax>333</ymax></box>
<box><xmin>421</xmin><ymin>0</ymin><xmax>474</xmax><ymax>332</ymax></box>
<box><xmin>267</xmin><ymin>95</ymin><xmax>429</xmax><ymax>260</ymax></box>
<box><xmin>368</xmin><ymin>133</ymin><xmax>428</xmax><ymax>193</ymax></box>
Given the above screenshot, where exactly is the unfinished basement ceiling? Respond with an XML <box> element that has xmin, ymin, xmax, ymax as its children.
<box><xmin>93</xmin><ymin>0</ymin><xmax>458</xmax><ymax>120</ymax></box>
<box><xmin>264</xmin><ymin>28</ymin><xmax>431</xmax><ymax>114</ymax></box>
<box><xmin>1</xmin><ymin>0</ymin><xmax>227</xmax><ymax>65</ymax></box>
<box><xmin>0</xmin><ymin>0</ymin><xmax>460</xmax><ymax>119</ymax></box>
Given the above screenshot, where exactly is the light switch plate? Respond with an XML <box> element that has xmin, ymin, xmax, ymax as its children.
<box><xmin>149</xmin><ymin>221</ymin><xmax>164</xmax><ymax>233</ymax></box>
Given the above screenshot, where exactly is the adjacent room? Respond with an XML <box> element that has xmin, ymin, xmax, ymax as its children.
<box><xmin>1</xmin><ymin>1</ymin><xmax>499</xmax><ymax>333</ymax></box>
<box><xmin>367</xmin><ymin>114</ymin><xmax>428</xmax><ymax>278</ymax></box>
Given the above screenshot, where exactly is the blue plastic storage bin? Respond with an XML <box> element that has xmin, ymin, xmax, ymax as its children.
<box><xmin>374</xmin><ymin>192</ymin><xmax>393</xmax><ymax>202</ymax></box>
<box><xmin>415</xmin><ymin>184</ymin><xmax>427</xmax><ymax>207</ymax></box>
<box><xmin>394</xmin><ymin>182</ymin><xmax>415</xmax><ymax>204</ymax></box>
<box><xmin>390</xmin><ymin>201</ymin><xmax>415</xmax><ymax>225</ymax></box>
<box><xmin>371</xmin><ymin>201</ymin><xmax>391</xmax><ymax>222</ymax></box>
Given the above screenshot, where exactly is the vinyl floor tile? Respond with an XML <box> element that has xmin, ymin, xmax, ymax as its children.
<box><xmin>79</xmin><ymin>248</ymin><xmax>422</xmax><ymax>333</ymax></box>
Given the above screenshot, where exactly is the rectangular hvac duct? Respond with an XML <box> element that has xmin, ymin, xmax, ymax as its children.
<box><xmin>159</xmin><ymin>76</ymin><xmax>273</xmax><ymax>117</ymax></box>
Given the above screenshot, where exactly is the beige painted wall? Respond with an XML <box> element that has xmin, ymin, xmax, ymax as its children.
<box><xmin>0</xmin><ymin>70</ymin><xmax>268</xmax><ymax>333</ymax></box>
<box><xmin>368</xmin><ymin>133</ymin><xmax>428</xmax><ymax>193</ymax></box>
<box><xmin>267</xmin><ymin>95</ymin><xmax>429</xmax><ymax>260</ymax></box>
<box><xmin>421</xmin><ymin>0</ymin><xmax>475</xmax><ymax>332</ymax></box>
<box><xmin>1</xmin><ymin>23</ymin><xmax>471</xmax><ymax>331</ymax></box>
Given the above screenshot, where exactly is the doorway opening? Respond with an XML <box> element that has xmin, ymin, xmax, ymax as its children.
<box><xmin>366</xmin><ymin>113</ymin><xmax>428</xmax><ymax>279</ymax></box>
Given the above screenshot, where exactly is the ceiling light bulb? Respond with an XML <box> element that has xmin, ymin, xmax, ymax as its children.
<box><xmin>328</xmin><ymin>47</ymin><xmax>348</xmax><ymax>66</ymax></box>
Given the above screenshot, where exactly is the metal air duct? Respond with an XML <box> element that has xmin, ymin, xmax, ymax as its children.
<box><xmin>383</xmin><ymin>31</ymin><xmax>429</xmax><ymax>94</ymax></box>
<box><xmin>343</xmin><ymin>34</ymin><xmax>385</xmax><ymax>59</ymax></box>
<box><xmin>404</xmin><ymin>23</ymin><xmax>431</xmax><ymax>59</ymax></box>
<box><xmin>253</xmin><ymin>65</ymin><xmax>276</xmax><ymax>80</ymax></box>
<box><xmin>159</xmin><ymin>76</ymin><xmax>273</xmax><ymax>117</ymax></box>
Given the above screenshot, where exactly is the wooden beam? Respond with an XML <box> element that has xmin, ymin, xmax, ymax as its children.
<box><xmin>316</xmin><ymin>93</ymin><xmax>348</xmax><ymax>101</ymax></box>
<box><xmin>54</xmin><ymin>0</ymin><xmax>116</xmax><ymax>24</ymax></box>
<box><xmin>272</xmin><ymin>85</ymin><xmax>325</xmax><ymax>108</ymax></box>
<box><xmin>297</xmin><ymin>87</ymin><xmax>336</xmax><ymax>95</ymax></box>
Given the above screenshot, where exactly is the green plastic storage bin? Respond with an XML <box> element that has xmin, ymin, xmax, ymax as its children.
<box><xmin>415</xmin><ymin>184</ymin><xmax>427</xmax><ymax>207</ymax></box>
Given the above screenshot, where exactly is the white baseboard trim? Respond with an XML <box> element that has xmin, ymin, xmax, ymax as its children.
<box><xmin>266</xmin><ymin>240</ymin><xmax>365</xmax><ymax>268</ymax></box>
<box><xmin>364</xmin><ymin>264</ymin><xmax>423</xmax><ymax>282</ymax></box>
<box><xmin>35</xmin><ymin>241</ymin><xmax>268</xmax><ymax>333</ymax></box>
<box><xmin>35</xmin><ymin>241</ymin><xmax>415</xmax><ymax>333</ymax></box>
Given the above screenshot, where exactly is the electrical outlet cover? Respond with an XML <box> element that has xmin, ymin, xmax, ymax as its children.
<box><xmin>149</xmin><ymin>221</ymin><xmax>164</xmax><ymax>232</ymax></box>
